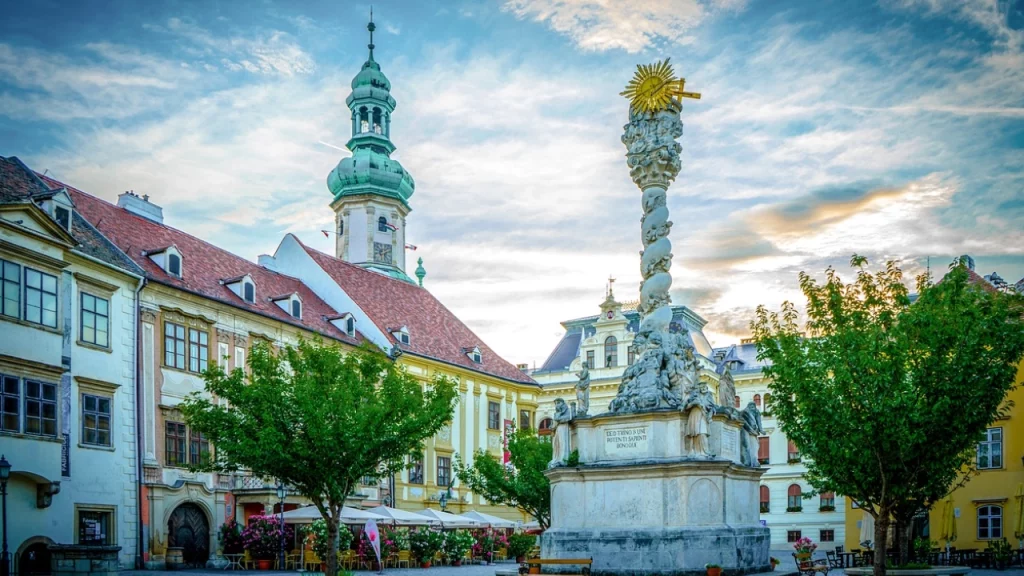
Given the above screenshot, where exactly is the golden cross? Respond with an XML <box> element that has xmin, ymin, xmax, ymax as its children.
<box><xmin>674</xmin><ymin>79</ymin><xmax>701</xmax><ymax>100</ymax></box>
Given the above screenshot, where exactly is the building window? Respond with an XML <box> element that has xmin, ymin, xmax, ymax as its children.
<box><xmin>378</xmin><ymin>216</ymin><xmax>388</xmax><ymax>232</ymax></box>
<box><xmin>977</xmin><ymin>505</ymin><xmax>1002</xmax><ymax>539</ymax></box>
<box><xmin>586</xmin><ymin>350</ymin><xmax>595</xmax><ymax>369</ymax></box>
<box><xmin>787</xmin><ymin>484</ymin><xmax>803</xmax><ymax>511</ymax></box>
<box><xmin>24</xmin><ymin>268</ymin><xmax>58</xmax><ymax>327</ymax></box>
<box><xmin>763</xmin><ymin>393</ymin><xmax>772</xmax><ymax>414</ymax></box>
<box><xmin>539</xmin><ymin>418</ymin><xmax>553</xmax><ymax>431</ymax></box>
<box><xmin>757</xmin><ymin>436</ymin><xmax>770</xmax><ymax>464</ymax></box>
<box><xmin>77</xmin><ymin>508</ymin><xmax>114</xmax><ymax>545</ymax></box>
<box><xmin>81</xmin><ymin>394</ymin><xmax>111</xmax><ymax>447</ymax></box>
<box><xmin>604</xmin><ymin>336</ymin><xmax>618</xmax><ymax>368</ymax></box>
<box><xmin>977</xmin><ymin>428</ymin><xmax>1002</xmax><ymax>469</ymax></box>
<box><xmin>787</xmin><ymin>530</ymin><xmax>802</xmax><ymax>543</ymax></box>
<box><xmin>165</xmin><ymin>421</ymin><xmax>187</xmax><ymax>466</ymax></box>
<box><xmin>80</xmin><ymin>293</ymin><xmax>110</xmax><ymax>347</ymax></box>
<box><xmin>759</xmin><ymin>485</ymin><xmax>770</xmax><ymax>513</ymax></box>
<box><xmin>346</xmin><ymin>316</ymin><xmax>355</xmax><ymax>336</ymax></box>
<box><xmin>243</xmin><ymin>282</ymin><xmax>255</xmax><ymax>303</ymax></box>
<box><xmin>188</xmin><ymin>328</ymin><xmax>209</xmax><ymax>372</ymax></box>
<box><xmin>734</xmin><ymin>395</ymin><xmax>740</xmax><ymax>408</ymax></box>
<box><xmin>1</xmin><ymin>375</ymin><xmax>19</xmax><ymax>432</ymax></box>
<box><xmin>361</xmin><ymin>475</ymin><xmax>376</xmax><ymax>486</ymax></box>
<box><xmin>627</xmin><ymin>347</ymin><xmax>635</xmax><ymax>366</ymax></box>
<box><xmin>753</xmin><ymin>394</ymin><xmax>761</xmax><ymax>409</ymax></box>
<box><xmin>408</xmin><ymin>455</ymin><xmax>423</xmax><ymax>484</ymax></box>
<box><xmin>488</xmin><ymin>401</ymin><xmax>500</xmax><ymax>430</ymax></box>
<box><xmin>437</xmin><ymin>456</ymin><xmax>451</xmax><ymax>487</ymax></box>
<box><xmin>25</xmin><ymin>380</ymin><xmax>57</xmax><ymax>436</ymax></box>
<box><xmin>820</xmin><ymin>529</ymin><xmax>835</xmax><ymax>542</ymax></box>
<box><xmin>520</xmin><ymin>410</ymin><xmax>531</xmax><ymax>430</ymax></box>
<box><xmin>55</xmin><ymin>206</ymin><xmax>71</xmax><ymax>230</ymax></box>
<box><xmin>168</xmin><ymin>253</ymin><xmax>181</xmax><ymax>277</ymax></box>
<box><xmin>819</xmin><ymin>492</ymin><xmax>835</xmax><ymax>511</ymax></box>
<box><xmin>338</xmin><ymin>220</ymin><xmax>344</xmax><ymax>235</ymax></box>
<box><xmin>788</xmin><ymin>440</ymin><xmax>800</xmax><ymax>462</ymax></box>
<box><xmin>1</xmin><ymin>259</ymin><xmax>20</xmax><ymax>319</ymax></box>
<box><xmin>190</xmin><ymin>429</ymin><xmax>209</xmax><ymax>465</ymax></box>
<box><xmin>291</xmin><ymin>299</ymin><xmax>301</xmax><ymax>319</ymax></box>
<box><xmin>165</xmin><ymin>322</ymin><xmax>186</xmax><ymax>369</ymax></box>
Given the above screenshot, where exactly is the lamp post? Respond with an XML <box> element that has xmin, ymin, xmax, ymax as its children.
<box><xmin>1</xmin><ymin>455</ymin><xmax>11</xmax><ymax>576</ymax></box>
<box><xmin>276</xmin><ymin>482</ymin><xmax>285</xmax><ymax>571</ymax></box>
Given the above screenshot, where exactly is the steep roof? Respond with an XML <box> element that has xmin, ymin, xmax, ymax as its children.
<box><xmin>0</xmin><ymin>156</ymin><xmax>143</xmax><ymax>276</ymax></box>
<box><xmin>293</xmin><ymin>237</ymin><xmax>536</xmax><ymax>385</ymax></box>
<box><xmin>36</xmin><ymin>172</ymin><xmax>359</xmax><ymax>345</ymax></box>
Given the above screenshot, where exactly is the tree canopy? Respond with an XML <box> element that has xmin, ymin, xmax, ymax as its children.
<box><xmin>180</xmin><ymin>340</ymin><xmax>458</xmax><ymax>576</ymax></box>
<box><xmin>752</xmin><ymin>256</ymin><xmax>1024</xmax><ymax>574</ymax></box>
<box><xmin>455</xmin><ymin>426</ymin><xmax>552</xmax><ymax>529</ymax></box>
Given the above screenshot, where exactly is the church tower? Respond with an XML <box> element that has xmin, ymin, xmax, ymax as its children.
<box><xmin>327</xmin><ymin>14</ymin><xmax>415</xmax><ymax>282</ymax></box>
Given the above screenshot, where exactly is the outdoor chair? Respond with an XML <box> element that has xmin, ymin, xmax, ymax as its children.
<box><xmin>834</xmin><ymin>545</ymin><xmax>844</xmax><ymax>554</ymax></box>
<box><xmin>825</xmin><ymin>550</ymin><xmax>842</xmax><ymax>569</ymax></box>
<box><xmin>397</xmin><ymin>550</ymin><xmax>411</xmax><ymax>568</ymax></box>
<box><xmin>793</xmin><ymin>552</ymin><xmax>830</xmax><ymax>576</ymax></box>
<box><xmin>303</xmin><ymin>550</ymin><xmax>321</xmax><ymax>571</ymax></box>
<box><xmin>241</xmin><ymin>551</ymin><xmax>256</xmax><ymax>570</ymax></box>
<box><xmin>496</xmin><ymin>547</ymin><xmax>508</xmax><ymax>561</ymax></box>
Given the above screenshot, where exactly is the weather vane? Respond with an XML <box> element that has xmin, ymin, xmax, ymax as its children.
<box><xmin>620</xmin><ymin>58</ymin><xmax>701</xmax><ymax>113</ymax></box>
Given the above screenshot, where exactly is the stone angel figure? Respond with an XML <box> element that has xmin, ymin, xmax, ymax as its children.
<box><xmin>575</xmin><ymin>365</ymin><xmax>591</xmax><ymax>416</ymax></box>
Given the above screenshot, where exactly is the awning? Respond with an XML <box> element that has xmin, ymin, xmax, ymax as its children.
<box><xmin>462</xmin><ymin>510</ymin><xmax>518</xmax><ymax>529</ymax></box>
<box><xmin>280</xmin><ymin>505</ymin><xmax>388</xmax><ymax>525</ymax></box>
<box><xmin>367</xmin><ymin>505</ymin><xmax>441</xmax><ymax>526</ymax></box>
<box><xmin>414</xmin><ymin>509</ymin><xmax>482</xmax><ymax>528</ymax></box>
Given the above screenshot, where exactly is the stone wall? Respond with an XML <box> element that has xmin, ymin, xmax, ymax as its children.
<box><xmin>50</xmin><ymin>545</ymin><xmax>121</xmax><ymax>576</ymax></box>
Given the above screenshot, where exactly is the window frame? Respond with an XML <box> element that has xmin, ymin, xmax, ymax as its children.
<box><xmin>167</xmin><ymin>253</ymin><xmax>181</xmax><ymax>277</ymax></box>
<box><xmin>1</xmin><ymin>374</ymin><xmax>20</xmax><ymax>432</ymax></box>
<box><xmin>819</xmin><ymin>529</ymin><xmax>835</xmax><ymax>543</ymax></box>
<box><xmin>24</xmin><ymin>380</ymin><xmax>57</xmax><ymax>437</ymax></box>
<box><xmin>487</xmin><ymin>401</ymin><xmax>501</xmax><ymax>430</ymax></box>
<box><xmin>81</xmin><ymin>392</ymin><xmax>112</xmax><ymax>447</ymax></box>
<box><xmin>408</xmin><ymin>455</ymin><xmax>424</xmax><ymax>485</ymax></box>
<box><xmin>585</xmin><ymin>350</ymin><xmax>595</xmax><ymax>369</ymax></box>
<box><xmin>519</xmin><ymin>409</ymin><xmax>531</xmax><ymax>431</ymax></box>
<box><xmin>976</xmin><ymin>427</ymin><xmax>1002</xmax><ymax>470</ymax></box>
<box><xmin>788</xmin><ymin>440</ymin><xmax>801</xmax><ymax>462</ymax></box>
<box><xmin>75</xmin><ymin>504</ymin><xmax>117</xmax><ymax>546</ymax></box>
<box><xmin>243</xmin><ymin>281</ymin><xmax>255</xmax><ymax>303</ymax></box>
<box><xmin>189</xmin><ymin>428</ymin><xmax>210</xmax><ymax>465</ymax></box>
<box><xmin>759</xmin><ymin>485</ymin><xmax>770</xmax><ymax>514</ymax></box>
<box><xmin>79</xmin><ymin>292</ymin><xmax>110</xmax><ymax>348</ymax></box>
<box><xmin>436</xmin><ymin>455</ymin><xmax>451</xmax><ymax>487</ymax></box>
<box><xmin>54</xmin><ymin>205</ymin><xmax>71</xmax><ymax>230</ymax></box>
<box><xmin>604</xmin><ymin>336</ymin><xmax>618</xmax><ymax>368</ymax></box>
<box><xmin>164</xmin><ymin>322</ymin><xmax>187</xmax><ymax>370</ymax></box>
<box><xmin>24</xmin><ymin>267</ymin><xmax>58</xmax><ymax>328</ymax></box>
<box><xmin>977</xmin><ymin>505</ymin><xmax>1002</xmax><ymax>540</ymax></box>
<box><xmin>819</xmin><ymin>491</ymin><xmax>836</xmax><ymax>511</ymax></box>
<box><xmin>787</xmin><ymin>484</ymin><xmax>803</xmax><ymax>511</ymax></box>
<box><xmin>188</xmin><ymin>328</ymin><xmax>209</xmax><ymax>373</ymax></box>
<box><xmin>787</xmin><ymin>530</ymin><xmax>802</xmax><ymax>543</ymax></box>
<box><xmin>0</xmin><ymin>258</ymin><xmax>21</xmax><ymax>320</ymax></box>
<box><xmin>757</xmin><ymin>436</ymin><xmax>770</xmax><ymax>465</ymax></box>
<box><xmin>291</xmin><ymin>299</ymin><xmax>301</xmax><ymax>319</ymax></box>
<box><xmin>165</xmin><ymin>421</ymin><xmax>187</xmax><ymax>467</ymax></box>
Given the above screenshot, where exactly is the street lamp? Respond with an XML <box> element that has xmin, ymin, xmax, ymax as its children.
<box><xmin>1</xmin><ymin>455</ymin><xmax>11</xmax><ymax>576</ymax></box>
<box><xmin>276</xmin><ymin>482</ymin><xmax>286</xmax><ymax>572</ymax></box>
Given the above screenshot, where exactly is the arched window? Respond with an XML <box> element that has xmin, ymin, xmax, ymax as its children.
<box><xmin>243</xmin><ymin>282</ymin><xmax>254</xmax><ymax>303</ymax></box>
<box><xmin>787</xmin><ymin>484</ymin><xmax>802</xmax><ymax>510</ymax></box>
<box><xmin>359</xmin><ymin>107</ymin><xmax>369</xmax><ymax>133</ymax></box>
<box><xmin>819</xmin><ymin>491</ymin><xmax>835</xmax><ymax>510</ymax></box>
<box><xmin>788</xmin><ymin>440</ymin><xmax>800</xmax><ymax>462</ymax></box>
<box><xmin>758</xmin><ymin>436</ymin><xmax>770</xmax><ymax>464</ymax></box>
<box><xmin>378</xmin><ymin>216</ymin><xmax>388</xmax><ymax>232</ymax></box>
<box><xmin>372</xmin><ymin>107</ymin><xmax>383</xmax><ymax>134</ymax></box>
<box><xmin>734</xmin><ymin>395</ymin><xmax>741</xmax><ymax>408</ymax></box>
<box><xmin>978</xmin><ymin>505</ymin><xmax>1002</xmax><ymax>539</ymax></box>
<box><xmin>539</xmin><ymin>418</ymin><xmax>553</xmax><ymax>431</ymax></box>
<box><xmin>604</xmin><ymin>336</ymin><xmax>618</xmax><ymax>368</ymax></box>
<box><xmin>168</xmin><ymin>253</ymin><xmax>181</xmax><ymax>277</ymax></box>
<box><xmin>291</xmin><ymin>299</ymin><xmax>301</xmax><ymax>319</ymax></box>
<box><xmin>753</xmin><ymin>394</ymin><xmax>761</xmax><ymax>408</ymax></box>
<box><xmin>345</xmin><ymin>317</ymin><xmax>355</xmax><ymax>336</ymax></box>
<box><xmin>760</xmin><ymin>485</ymin><xmax>770</xmax><ymax>513</ymax></box>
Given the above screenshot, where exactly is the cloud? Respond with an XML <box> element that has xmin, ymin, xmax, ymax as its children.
<box><xmin>150</xmin><ymin>18</ymin><xmax>316</xmax><ymax>76</ymax></box>
<box><xmin>503</xmin><ymin>0</ymin><xmax>746</xmax><ymax>52</ymax></box>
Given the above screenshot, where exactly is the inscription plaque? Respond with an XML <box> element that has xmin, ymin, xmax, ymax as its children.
<box><xmin>605</xmin><ymin>426</ymin><xmax>649</xmax><ymax>456</ymax></box>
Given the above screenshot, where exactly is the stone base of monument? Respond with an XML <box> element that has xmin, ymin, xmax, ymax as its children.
<box><xmin>542</xmin><ymin>410</ymin><xmax>770</xmax><ymax>575</ymax></box>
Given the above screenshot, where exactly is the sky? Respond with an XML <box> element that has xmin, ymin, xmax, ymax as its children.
<box><xmin>2</xmin><ymin>0</ymin><xmax>1022</xmax><ymax>367</ymax></box>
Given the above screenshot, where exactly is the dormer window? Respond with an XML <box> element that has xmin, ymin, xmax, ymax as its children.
<box><xmin>346</xmin><ymin>316</ymin><xmax>355</xmax><ymax>336</ymax></box>
<box><xmin>54</xmin><ymin>206</ymin><xmax>71</xmax><ymax>231</ymax></box>
<box><xmin>327</xmin><ymin>313</ymin><xmax>356</xmax><ymax>337</ymax></box>
<box><xmin>243</xmin><ymin>281</ymin><xmax>255</xmax><ymax>303</ymax></box>
<box><xmin>391</xmin><ymin>326</ymin><xmax>410</xmax><ymax>345</ymax></box>
<box><xmin>168</xmin><ymin>253</ymin><xmax>181</xmax><ymax>277</ymax></box>
<box><xmin>291</xmin><ymin>299</ymin><xmax>301</xmax><ymax>319</ymax></box>
<box><xmin>465</xmin><ymin>346</ymin><xmax>482</xmax><ymax>364</ymax></box>
<box><xmin>271</xmin><ymin>293</ymin><xmax>302</xmax><ymax>319</ymax></box>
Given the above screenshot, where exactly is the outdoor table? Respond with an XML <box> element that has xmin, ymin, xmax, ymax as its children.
<box><xmin>222</xmin><ymin>554</ymin><xmax>243</xmax><ymax>570</ymax></box>
<box><xmin>836</xmin><ymin>552</ymin><xmax>857</xmax><ymax>568</ymax></box>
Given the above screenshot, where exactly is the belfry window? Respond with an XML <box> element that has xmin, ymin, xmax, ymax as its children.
<box><xmin>372</xmin><ymin>108</ymin><xmax>383</xmax><ymax>134</ymax></box>
<box><xmin>359</xmin><ymin>107</ymin><xmax>369</xmax><ymax>133</ymax></box>
<box><xmin>378</xmin><ymin>216</ymin><xmax>388</xmax><ymax>232</ymax></box>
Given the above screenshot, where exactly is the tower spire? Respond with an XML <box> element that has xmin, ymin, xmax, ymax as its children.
<box><xmin>367</xmin><ymin>7</ymin><xmax>376</xmax><ymax>61</ymax></box>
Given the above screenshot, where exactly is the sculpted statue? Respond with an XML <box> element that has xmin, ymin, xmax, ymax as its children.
<box><xmin>549</xmin><ymin>398</ymin><xmax>573</xmax><ymax>468</ymax></box>
<box><xmin>718</xmin><ymin>364</ymin><xmax>737</xmax><ymax>409</ymax></box>
<box><xmin>739</xmin><ymin>401</ymin><xmax>765</xmax><ymax>467</ymax></box>
<box><xmin>575</xmin><ymin>365</ymin><xmax>591</xmax><ymax>416</ymax></box>
<box><xmin>609</xmin><ymin>330</ymin><xmax>684</xmax><ymax>414</ymax></box>
<box><xmin>684</xmin><ymin>382</ymin><xmax>716</xmax><ymax>457</ymax></box>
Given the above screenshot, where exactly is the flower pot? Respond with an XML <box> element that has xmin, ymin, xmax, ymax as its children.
<box><xmin>421</xmin><ymin>561</ymin><xmax>431</xmax><ymax>568</ymax></box>
<box><xmin>320</xmin><ymin>563</ymin><xmax>326</xmax><ymax>572</ymax></box>
<box><xmin>529</xmin><ymin>567</ymin><xmax>541</xmax><ymax>575</ymax></box>
<box><xmin>256</xmin><ymin>559</ymin><xmax>272</xmax><ymax>570</ymax></box>
<box><xmin>707</xmin><ymin>568</ymin><xmax>722</xmax><ymax>576</ymax></box>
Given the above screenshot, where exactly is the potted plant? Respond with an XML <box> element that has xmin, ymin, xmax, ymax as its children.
<box><xmin>769</xmin><ymin>557</ymin><xmax>780</xmax><ymax>571</ymax></box>
<box><xmin>300</xmin><ymin>519</ymin><xmax>353</xmax><ymax>571</ymax></box>
<box><xmin>472</xmin><ymin>528</ymin><xmax>508</xmax><ymax>564</ymax></box>
<box><xmin>706</xmin><ymin>563</ymin><xmax>722</xmax><ymax>576</ymax></box>
<box><xmin>986</xmin><ymin>538</ymin><xmax>1012</xmax><ymax>570</ymax></box>
<box><xmin>409</xmin><ymin>527</ymin><xmax>444</xmax><ymax>568</ymax></box>
<box><xmin>241</xmin><ymin>515</ymin><xmax>292</xmax><ymax>570</ymax></box>
<box><xmin>381</xmin><ymin>526</ymin><xmax>410</xmax><ymax>563</ymax></box>
<box><xmin>443</xmin><ymin>530</ymin><xmax>474</xmax><ymax>566</ymax></box>
<box><xmin>508</xmin><ymin>532</ymin><xmax>536</xmax><ymax>563</ymax></box>
<box><xmin>218</xmin><ymin>519</ymin><xmax>245</xmax><ymax>555</ymax></box>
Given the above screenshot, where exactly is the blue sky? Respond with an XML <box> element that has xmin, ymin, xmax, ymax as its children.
<box><xmin>2</xmin><ymin>0</ymin><xmax>1022</xmax><ymax>365</ymax></box>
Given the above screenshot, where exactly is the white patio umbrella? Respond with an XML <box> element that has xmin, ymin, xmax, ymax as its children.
<box><xmin>281</xmin><ymin>505</ymin><xmax>388</xmax><ymax>525</ymax></box>
<box><xmin>414</xmin><ymin>509</ymin><xmax>482</xmax><ymax>528</ymax></box>
<box><xmin>859</xmin><ymin>510</ymin><xmax>875</xmax><ymax>547</ymax></box>
<box><xmin>462</xmin><ymin>510</ymin><xmax>517</xmax><ymax>529</ymax></box>
<box><xmin>367</xmin><ymin>505</ymin><xmax>441</xmax><ymax>526</ymax></box>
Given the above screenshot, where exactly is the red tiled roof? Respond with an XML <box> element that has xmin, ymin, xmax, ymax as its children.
<box><xmin>38</xmin><ymin>174</ymin><xmax>359</xmax><ymax>345</ymax></box>
<box><xmin>292</xmin><ymin>237</ymin><xmax>537</xmax><ymax>385</ymax></box>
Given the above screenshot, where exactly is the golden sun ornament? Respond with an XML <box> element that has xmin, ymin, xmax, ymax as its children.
<box><xmin>621</xmin><ymin>58</ymin><xmax>701</xmax><ymax>113</ymax></box>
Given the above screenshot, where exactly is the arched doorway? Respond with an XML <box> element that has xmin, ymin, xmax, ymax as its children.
<box><xmin>19</xmin><ymin>542</ymin><xmax>51</xmax><ymax>576</ymax></box>
<box><xmin>168</xmin><ymin>503</ymin><xmax>210</xmax><ymax>567</ymax></box>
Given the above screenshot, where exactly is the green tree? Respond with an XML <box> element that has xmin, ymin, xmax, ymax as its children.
<box><xmin>752</xmin><ymin>256</ymin><xmax>1024</xmax><ymax>576</ymax></box>
<box><xmin>455</xmin><ymin>427</ymin><xmax>552</xmax><ymax>529</ymax></box>
<box><xmin>180</xmin><ymin>340</ymin><xmax>458</xmax><ymax>576</ymax></box>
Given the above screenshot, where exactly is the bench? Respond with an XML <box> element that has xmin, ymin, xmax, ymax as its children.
<box><xmin>519</xmin><ymin>558</ymin><xmax>593</xmax><ymax>575</ymax></box>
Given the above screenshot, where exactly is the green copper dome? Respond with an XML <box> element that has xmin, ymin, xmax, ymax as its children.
<box><xmin>326</xmin><ymin>17</ymin><xmax>414</xmax><ymax>207</ymax></box>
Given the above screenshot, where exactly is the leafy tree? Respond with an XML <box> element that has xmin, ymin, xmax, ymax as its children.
<box><xmin>752</xmin><ymin>257</ymin><xmax>1024</xmax><ymax>576</ymax></box>
<box><xmin>455</xmin><ymin>426</ymin><xmax>552</xmax><ymax>529</ymax></box>
<box><xmin>181</xmin><ymin>340</ymin><xmax>458</xmax><ymax>576</ymax></box>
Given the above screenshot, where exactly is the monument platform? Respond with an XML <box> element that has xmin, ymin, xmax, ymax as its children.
<box><xmin>542</xmin><ymin>410</ymin><xmax>771</xmax><ymax>575</ymax></box>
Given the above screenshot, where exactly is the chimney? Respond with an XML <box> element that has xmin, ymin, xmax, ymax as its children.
<box><xmin>516</xmin><ymin>363</ymin><xmax>529</xmax><ymax>373</ymax></box>
<box><xmin>117</xmin><ymin>190</ymin><xmax>163</xmax><ymax>224</ymax></box>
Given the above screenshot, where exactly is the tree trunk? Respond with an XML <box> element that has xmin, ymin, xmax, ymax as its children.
<box><xmin>873</xmin><ymin>511</ymin><xmax>890</xmax><ymax>576</ymax></box>
<box><xmin>326</xmin><ymin>516</ymin><xmax>339</xmax><ymax>576</ymax></box>
<box><xmin>897</xmin><ymin>520</ymin><xmax>912</xmax><ymax>565</ymax></box>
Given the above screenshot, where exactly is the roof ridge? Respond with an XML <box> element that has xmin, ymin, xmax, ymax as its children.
<box><xmin>290</xmin><ymin>234</ymin><xmax>423</xmax><ymax>290</ymax></box>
